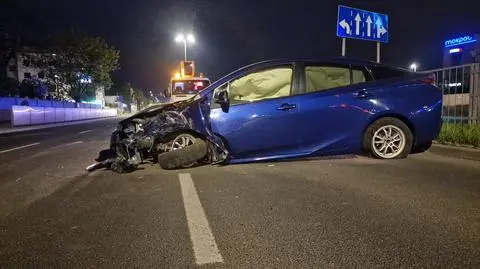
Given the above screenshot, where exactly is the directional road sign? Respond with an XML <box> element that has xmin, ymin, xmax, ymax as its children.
<box><xmin>337</xmin><ymin>5</ymin><xmax>389</xmax><ymax>43</ymax></box>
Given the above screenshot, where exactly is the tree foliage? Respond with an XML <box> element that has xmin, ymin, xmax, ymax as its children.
<box><xmin>108</xmin><ymin>81</ymin><xmax>133</xmax><ymax>105</ymax></box>
<box><xmin>133</xmin><ymin>88</ymin><xmax>149</xmax><ymax>110</ymax></box>
<box><xmin>48</xmin><ymin>33</ymin><xmax>120</xmax><ymax>101</ymax></box>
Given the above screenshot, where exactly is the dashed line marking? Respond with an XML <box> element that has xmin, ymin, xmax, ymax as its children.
<box><xmin>65</xmin><ymin>141</ymin><xmax>83</xmax><ymax>146</ymax></box>
<box><xmin>178</xmin><ymin>173</ymin><xmax>224</xmax><ymax>265</ymax></box>
<box><xmin>78</xmin><ymin>130</ymin><xmax>92</xmax><ymax>134</ymax></box>
<box><xmin>0</xmin><ymin>143</ymin><xmax>40</xmax><ymax>154</ymax></box>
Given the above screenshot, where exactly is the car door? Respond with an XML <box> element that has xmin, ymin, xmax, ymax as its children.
<box><xmin>295</xmin><ymin>63</ymin><xmax>373</xmax><ymax>154</ymax></box>
<box><xmin>209</xmin><ymin>64</ymin><xmax>305</xmax><ymax>160</ymax></box>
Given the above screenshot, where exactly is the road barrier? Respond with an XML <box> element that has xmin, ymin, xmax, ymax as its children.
<box><xmin>10</xmin><ymin>106</ymin><xmax>117</xmax><ymax>126</ymax></box>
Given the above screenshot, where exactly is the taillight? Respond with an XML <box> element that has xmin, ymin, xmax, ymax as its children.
<box><xmin>417</xmin><ymin>73</ymin><xmax>435</xmax><ymax>85</ymax></box>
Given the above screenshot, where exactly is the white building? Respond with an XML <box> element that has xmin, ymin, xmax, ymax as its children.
<box><xmin>6</xmin><ymin>47</ymin><xmax>54</xmax><ymax>83</ymax></box>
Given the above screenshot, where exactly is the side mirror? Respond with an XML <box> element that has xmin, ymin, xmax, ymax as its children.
<box><xmin>214</xmin><ymin>90</ymin><xmax>229</xmax><ymax>112</ymax></box>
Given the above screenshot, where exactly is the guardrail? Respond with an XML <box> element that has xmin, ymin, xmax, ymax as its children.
<box><xmin>10</xmin><ymin>106</ymin><xmax>117</xmax><ymax>126</ymax></box>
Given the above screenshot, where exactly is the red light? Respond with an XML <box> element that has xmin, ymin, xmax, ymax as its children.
<box><xmin>417</xmin><ymin>74</ymin><xmax>435</xmax><ymax>85</ymax></box>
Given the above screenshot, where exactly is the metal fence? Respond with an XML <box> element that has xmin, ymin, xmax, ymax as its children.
<box><xmin>424</xmin><ymin>63</ymin><xmax>480</xmax><ymax>124</ymax></box>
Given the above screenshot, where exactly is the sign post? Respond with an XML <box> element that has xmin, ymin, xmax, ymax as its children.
<box><xmin>336</xmin><ymin>5</ymin><xmax>389</xmax><ymax>61</ymax></box>
<box><xmin>377</xmin><ymin>42</ymin><xmax>380</xmax><ymax>63</ymax></box>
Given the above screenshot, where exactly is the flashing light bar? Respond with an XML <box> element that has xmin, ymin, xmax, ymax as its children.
<box><xmin>449</xmin><ymin>48</ymin><xmax>462</xmax><ymax>54</ymax></box>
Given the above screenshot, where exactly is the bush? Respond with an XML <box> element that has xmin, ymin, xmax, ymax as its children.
<box><xmin>437</xmin><ymin>123</ymin><xmax>480</xmax><ymax>147</ymax></box>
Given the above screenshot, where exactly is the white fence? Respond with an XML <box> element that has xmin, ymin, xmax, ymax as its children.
<box><xmin>10</xmin><ymin>106</ymin><xmax>117</xmax><ymax>126</ymax></box>
<box><xmin>425</xmin><ymin>63</ymin><xmax>480</xmax><ymax>124</ymax></box>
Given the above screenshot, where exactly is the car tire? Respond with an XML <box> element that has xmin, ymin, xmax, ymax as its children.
<box><xmin>157</xmin><ymin>138</ymin><xmax>208</xmax><ymax>169</ymax></box>
<box><xmin>363</xmin><ymin>117</ymin><xmax>413</xmax><ymax>159</ymax></box>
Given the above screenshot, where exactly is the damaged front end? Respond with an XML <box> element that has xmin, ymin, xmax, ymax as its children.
<box><xmin>87</xmin><ymin>98</ymin><xmax>229</xmax><ymax>173</ymax></box>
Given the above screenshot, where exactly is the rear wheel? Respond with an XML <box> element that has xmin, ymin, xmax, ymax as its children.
<box><xmin>157</xmin><ymin>134</ymin><xmax>208</xmax><ymax>169</ymax></box>
<box><xmin>363</xmin><ymin>117</ymin><xmax>413</xmax><ymax>159</ymax></box>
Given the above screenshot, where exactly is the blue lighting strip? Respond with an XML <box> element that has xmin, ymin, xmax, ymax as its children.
<box><xmin>445</xmin><ymin>39</ymin><xmax>477</xmax><ymax>47</ymax></box>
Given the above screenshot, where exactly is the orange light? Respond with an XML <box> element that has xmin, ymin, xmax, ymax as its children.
<box><xmin>174</xmin><ymin>72</ymin><xmax>181</xmax><ymax>79</ymax></box>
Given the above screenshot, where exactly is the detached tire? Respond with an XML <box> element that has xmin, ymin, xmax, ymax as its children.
<box><xmin>157</xmin><ymin>138</ymin><xmax>208</xmax><ymax>169</ymax></box>
<box><xmin>363</xmin><ymin>117</ymin><xmax>413</xmax><ymax>159</ymax></box>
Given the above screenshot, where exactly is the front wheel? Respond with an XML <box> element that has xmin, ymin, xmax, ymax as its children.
<box><xmin>363</xmin><ymin>117</ymin><xmax>413</xmax><ymax>159</ymax></box>
<box><xmin>157</xmin><ymin>134</ymin><xmax>208</xmax><ymax>169</ymax></box>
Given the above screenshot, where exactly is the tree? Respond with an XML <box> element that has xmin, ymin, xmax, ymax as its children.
<box><xmin>108</xmin><ymin>81</ymin><xmax>133</xmax><ymax>105</ymax></box>
<box><xmin>47</xmin><ymin>33</ymin><xmax>120</xmax><ymax>102</ymax></box>
<box><xmin>133</xmin><ymin>88</ymin><xmax>149</xmax><ymax>110</ymax></box>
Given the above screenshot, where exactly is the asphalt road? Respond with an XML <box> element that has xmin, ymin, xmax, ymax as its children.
<box><xmin>0</xmin><ymin>118</ymin><xmax>479</xmax><ymax>268</ymax></box>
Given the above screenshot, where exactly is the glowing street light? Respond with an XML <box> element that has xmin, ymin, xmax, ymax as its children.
<box><xmin>175</xmin><ymin>33</ymin><xmax>195</xmax><ymax>61</ymax></box>
<box><xmin>409</xmin><ymin>63</ymin><xmax>418</xmax><ymax>72</ymax></box>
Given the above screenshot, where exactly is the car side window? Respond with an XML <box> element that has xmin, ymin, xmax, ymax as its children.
<box><xmin>305</xmin><ymin>66</ymin><xmax>366</xmax><ymax>93</ymax></box>
<box><xmin>216</xmin><ymin>67</ymin><xmax>293</xmax><ymax>106</ymax></box>
<box><xmin>352</xmin><ymin>69</ymin><xmax>366</xmax><ymax>84</ymax></box>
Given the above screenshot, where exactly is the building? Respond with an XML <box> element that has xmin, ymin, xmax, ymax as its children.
<box><xmin>6</xmin><ymin>47</ymin><xmax>55</xmax><ymax>83</ymax></box>
<box><xmin>443</xmin><ymin>34</ymin><xmax>479</xmax><ymax>67</ymax></box>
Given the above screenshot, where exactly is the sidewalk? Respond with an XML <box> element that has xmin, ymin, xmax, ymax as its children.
<box><xmin>0</xmin><ymin>116</ymin><xmax>121</xmax><ymax>135</ymax></box>
<box><xmin>429</xmin><ymin>143</ymin><xmax>480</xmax><ymax>162</ymax></box>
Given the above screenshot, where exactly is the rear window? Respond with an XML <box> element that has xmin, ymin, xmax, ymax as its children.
<box><xmin>369</xmin><ymin>66</ymin><xmax>411</xmax><ymax>80</ymax></box>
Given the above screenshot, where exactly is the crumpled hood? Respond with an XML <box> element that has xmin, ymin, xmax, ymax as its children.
<box><xmin>120</xmin><ymin>98</ymin><xmax>195</xmax><ymax>125</ymax></box>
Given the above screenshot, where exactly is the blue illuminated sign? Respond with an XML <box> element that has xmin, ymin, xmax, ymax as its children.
<box><xmin>444</xmin><ymin>35</ymin><xmax>476</xmax><ymax>47</ymax></box>
<box><xmin>337</xmin><ymin>5</ymin><xmax>389</xmax><ymax>43</ymax></box>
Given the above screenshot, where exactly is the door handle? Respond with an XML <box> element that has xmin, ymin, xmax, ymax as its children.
<box><xmin>354</xmin><ymin>89</ymin><xmax>370</xmax><ymax>99</ymax></box>
<box><xmin>277</xmin><ymin>103</ymin><xmax>297</xmax><ymax>111</ymax></box>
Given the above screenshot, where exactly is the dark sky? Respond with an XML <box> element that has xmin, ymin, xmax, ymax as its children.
<box><xmin>10</xmin><ymin>0</ymin><xmax>480</xmax><ymax>90</ymax></box>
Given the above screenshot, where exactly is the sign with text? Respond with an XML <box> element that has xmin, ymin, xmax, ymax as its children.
<box><xmin>337</xmin><ymin>5</ymin><xmax>389</xmax><ymax>43</ymax></box>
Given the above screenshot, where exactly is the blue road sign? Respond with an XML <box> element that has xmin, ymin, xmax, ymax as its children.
<box><xmin>337</xmin><ymin>5</ymin><xmax>389</xmax><ymax>43</ymax></box>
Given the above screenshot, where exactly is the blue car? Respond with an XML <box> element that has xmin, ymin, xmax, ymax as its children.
<box><xmin>93</xmin><ymin>58</ymin><xmax>442</xmax><ymax>172</ymax></box>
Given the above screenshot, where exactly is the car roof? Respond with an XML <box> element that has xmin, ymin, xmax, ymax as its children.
<box><xmin>238</xmin><ymin>57</ymin><xmax>404</xmax><ymax>70</ymax></box>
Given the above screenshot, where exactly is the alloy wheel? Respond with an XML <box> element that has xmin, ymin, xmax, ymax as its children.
<box><xmin>372</xmin><ymin>125</ymin><xmax>406</xmax><ymax>159</ymax></box>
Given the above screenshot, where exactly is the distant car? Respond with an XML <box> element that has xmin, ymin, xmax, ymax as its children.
<box><xmin>94</xmin><ymin>58</ymin><xmax>442</xmax><ymax>172</ymax></box>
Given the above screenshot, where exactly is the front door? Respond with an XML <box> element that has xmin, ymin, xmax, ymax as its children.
<box><xmin>209</xmin><ymin>65</ymin><xmax>304</xmax><ymax>160</ymax></box>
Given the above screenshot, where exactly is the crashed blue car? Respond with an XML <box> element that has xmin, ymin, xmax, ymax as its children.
<box><xmin>90</xmin><ymin>58</ymin><xmax>442</xmax><ymax>173</ymax></box>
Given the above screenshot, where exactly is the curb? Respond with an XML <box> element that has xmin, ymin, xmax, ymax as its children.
<box><xmin>0</xmin><ymin>117</ymin><xmax>120</xmax><ymax>135</ymax></box>
<box><xmin>429</xmin><ymin>143</ymin><xmax>480</xmax><ymax>162</ymax></box>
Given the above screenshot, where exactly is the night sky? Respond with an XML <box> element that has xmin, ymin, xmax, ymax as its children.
<box><xmin>9</xmin><ymin>0</ymin><xmax>480</xmax><ymax>91</ymax></box>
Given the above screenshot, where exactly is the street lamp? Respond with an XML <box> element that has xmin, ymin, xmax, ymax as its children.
<box><xmin>175</xmin><ymin>33</ymin><xmax>195</xmax><ymax>61</ymax></box>
<box><xmin>409</xmin><ymin>63</ymin><xmax>418</xmax><ymax>72</ymax></box>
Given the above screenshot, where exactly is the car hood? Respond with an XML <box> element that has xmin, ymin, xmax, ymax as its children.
<box><xmin>120</xmin><ymin>97</ymin><xmax>197</xmax><ymax>125</ymax></box>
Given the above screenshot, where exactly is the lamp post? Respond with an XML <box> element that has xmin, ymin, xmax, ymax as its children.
<box><xmin>175</xmin><ymin>33</ymin><xmax>195</xmax><ymax>61</ymax></box>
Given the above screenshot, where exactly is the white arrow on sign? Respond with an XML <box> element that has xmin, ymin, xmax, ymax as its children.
<box><xmin>354</xmin><ymin>13</ymin><xmax>361</xmax><ymax>35</ymax></box>
<box><xmin>366</xmin><ymin>16</ymin><xmax>372</xmax><ymax>37</ymax></box>
<box><xmin>339</xmin><ymin>19</ymin><xmax>351</xmax><ymax>35</ymax></box>
<box><xmin>376</xmin><ymin>18</ymin><xmax>387</xmax><ymax>38</ymax></box>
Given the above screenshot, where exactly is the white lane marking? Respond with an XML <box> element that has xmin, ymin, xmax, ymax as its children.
<box><xmin>0</xmin><ymin>143</ymin><xmax>40</xmax><ymax>154</ymax></box>
<box><xmin>65</xmin><ymin>141</ymin><xmax>83</xmax><ymax>146</ymax></box>
<box><xmin>179</xmin><ymin>173</ymin><xmax>224</xmax><ymax>265</ymax></box>
<box><xmin>78</xmin><ymin>130</ymin><xmax>92</xmax><ymax>134</ymax></box>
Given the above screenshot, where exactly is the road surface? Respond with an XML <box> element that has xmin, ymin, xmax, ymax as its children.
<box><xmin>0</xmin><ymin>118</ymin><xmax>479</xmax><ymax>268</ymax></box>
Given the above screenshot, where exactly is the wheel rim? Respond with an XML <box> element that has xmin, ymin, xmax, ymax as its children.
<box><xmin>372</xmin><ymin>125</ymin><xmax>406</xmax><ymax>159</ymax></box>
<box><xmin>170</xmin><ymin>134</ymin><xmax>196</xmax><ymax>151</ymax></box>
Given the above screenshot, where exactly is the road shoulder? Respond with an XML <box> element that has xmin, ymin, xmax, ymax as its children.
<box><xmin>429</xmin><ymin>143</ymin><xmax>480</xmax><ymax>162</ymax></box>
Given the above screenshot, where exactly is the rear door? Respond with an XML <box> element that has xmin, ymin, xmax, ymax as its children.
<box><xmin>209</xmin><ymin>64</ymin><xmax>305</xmax><ymax>160</ymax></box>
<box><xmin>294</xmin><ymin>62</ymin><xmax>373</xmax><ymax>154</ymax></box>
